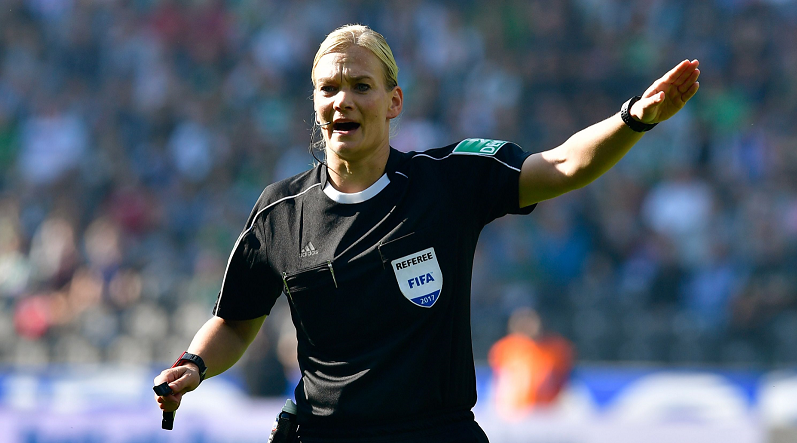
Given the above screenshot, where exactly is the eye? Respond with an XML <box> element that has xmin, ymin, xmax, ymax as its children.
<box><xmin>319</xmin><ymin>85</ymin><xmax>337</xmax><ymax>94</ymax></box>
<box><xmin>354</xmin><ymin>83</ymin><xmax>371</xmax><ymax>92</ymax></box>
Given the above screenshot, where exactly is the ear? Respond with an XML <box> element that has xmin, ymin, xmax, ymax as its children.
<box><xmin>386</xmin><ymin>86</ymin><xmax>403</xmax><ymax>120</ymax></box>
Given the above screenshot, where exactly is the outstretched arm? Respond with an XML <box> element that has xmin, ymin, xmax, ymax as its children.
<box><xmin>519</xmin><ymin>59</ymin><xmax>700</xmax><ymax>207</ymax></box>
<box><xmin>153</xmin><ymin>314</ymin><xmax>267</xmax><ymax>413</ymax></box>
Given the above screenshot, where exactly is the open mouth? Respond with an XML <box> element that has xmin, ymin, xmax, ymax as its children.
<box><xmin>333</xmin><ymin>122</ymin><xmax>361</xmax><ymax>132</ymax></box>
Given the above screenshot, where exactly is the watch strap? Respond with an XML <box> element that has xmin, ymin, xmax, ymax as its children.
<box><xmin>620</xmin><ymin>96</ymin><xmax>658</xmax><ymax>132</ymax></box>
<box><xmin>172</xmin><ymin>351</ymin><xmax>208</xmax><ymax>383</ymax></box>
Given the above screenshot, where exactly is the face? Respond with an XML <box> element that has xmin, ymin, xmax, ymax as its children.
<box><xmin>313</xmin><ymin>45</ymin><xmax>402</xmax><ymax>163</ymax></box>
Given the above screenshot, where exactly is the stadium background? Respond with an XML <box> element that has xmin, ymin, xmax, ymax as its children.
<box><xmin>0</xmin><ymin>0</ymin><xmax>796</xmax><ymax>441</ymax></box>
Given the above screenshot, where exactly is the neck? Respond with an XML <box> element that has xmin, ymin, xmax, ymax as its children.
<box><xmin>325</xmin><ymin>145</ymin><xmax>390</xmax><ymax>193</ymax></box>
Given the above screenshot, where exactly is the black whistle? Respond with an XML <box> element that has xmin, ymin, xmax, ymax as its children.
<box><xmin>153</xmin><ymin>382</ymin><xmax>176</xmax><ymax>430</ymax></box>
<box><xmin>153</xmin><ymin>382</ymin><xmax>172</xmax><ymax>396</ymax></box>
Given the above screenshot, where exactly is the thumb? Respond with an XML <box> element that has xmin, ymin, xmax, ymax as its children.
<box><xmin>165</xmin><ymin>366</ymin><xmax>200</xmax><ymax>394</ymax></box>
<box><xmin>652</xmin><ymin>91</ymin><xmax>665</xmax><ymax>103</ymax></box>
<box><xmin>641</xmin><ymin>91</ymin><xmax>665</xmax><ymax>108</ymax></box>
<box><xmin>633</xmin><ymin>92</ymin><xmax>665</xmax><ymax>123</ymax></box>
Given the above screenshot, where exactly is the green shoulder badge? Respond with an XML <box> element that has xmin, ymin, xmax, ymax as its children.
<box><xmin>452</xmin><ymin>138</ymin><xmax>508</xmax><ymax>156</ymax></box>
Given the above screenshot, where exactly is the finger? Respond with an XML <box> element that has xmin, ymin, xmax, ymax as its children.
<box><xmin>167</xmin><ymin>367</ymin><xmax>199</xmax><ymax>394</ymax></box>
<box><xmin>155</xmin><ymin>391</ymin><xmax>182</xmax><ymax>402</ymax></box>
<box><xmin>643</xmin><ymin>78</ymin><xmax>671</xmax><ymax>99</ymax></box>
<box><xmin>661</xmin><ymin>59</ymin><xmax>692</xmax><ymax>84</ymax></box>
<box><xmin>645</xmin><ymin>67</ymin><xmax>686</xmax><ymax>98</ymax></box>
<box><xmin>154</xmin><ymin>391</ymin><xmax>175</xmax><ymax>404</ymax></box>
<box><xmin>647</xmin><ymin>59</ymin><xmax>698</xmax><ymax>97</ymax></box>
<box><xmin>672</xmin><ymin>61</ymin><xmax>699</xmax><ymax>87</ymax></box>
<box><xmin>677</xmin><ymin>68</ymin><xmax>700</xmax><ymax>93</ymax></box>
<box><xmin>154</xmin><ymin>367</ymin><xmax>183</xmax><ymax>387</ymax></box>
<box><xmin>157</xmin><ymin>392</ymin><xmax>184</xmax><ymax>412</ymax></box>
<box><xmin>682</xmin><ymin>81</ymin><xmax>700</xmax><ymax>102</ymax></box>
<box><xmin>164</xmin><ymin>367</ymin><xmax>189</xmax><ymax>390</ymax></box>
<box><xmin>646</xmin><ymin>65</ymin><xmax>697</xmax><ymax>100</ymax></box>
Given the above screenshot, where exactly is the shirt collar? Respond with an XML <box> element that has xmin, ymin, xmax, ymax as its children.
<box><xmin>323</xmin><ymin>173</ymin><xmax>390</xmax><ymax>204</ymax></box>
<box><xmin>318</xmin><ymin>147</ymin><xmax>402</xmax><ymax>204</ymax></box>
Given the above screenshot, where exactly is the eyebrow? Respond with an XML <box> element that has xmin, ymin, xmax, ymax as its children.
<box><xmin>348</xmin><ymin>75</ymin><xmax>374</xmax><ymax>82</ymax></box>
<box><xmin>316</xmin><ymin>74</ymin><xmax>376</xmax><ymax>84</ymax></box>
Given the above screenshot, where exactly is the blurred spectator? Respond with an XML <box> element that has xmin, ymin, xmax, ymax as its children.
<box><xmin>83</xmin><ymin>217</ymin><xmax>122</xmax><ymax>279</ymax></box>
<box><xmin>28</xmin><ymin>214</ymin><xmax>78</xmax><ymax>288</ymax></box>
<box><xmin>17</xmin><ymin>102</ymin><xmax>88</xmax><ymax>186</ymax></box>
<box><xmin>641</xmin><ymin>168</ymin><xmax>714</xmax><ymax>267</ymax></box>
<box><xmin>488</xmin><ymin>307</ymin><xmax>573</xmax><ymax>419</ymax></box>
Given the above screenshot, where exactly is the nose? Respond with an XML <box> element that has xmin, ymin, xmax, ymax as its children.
<box><xmin>333</xmin><ymin>88</ymin><xmax>354</xmax><ymax>112</ymax></box>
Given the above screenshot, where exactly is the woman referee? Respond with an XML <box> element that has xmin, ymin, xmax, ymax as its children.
<box><xmin>154</xmin><ymin>24</ymin><xmax>699</xmax><ymax>443</ymax></box>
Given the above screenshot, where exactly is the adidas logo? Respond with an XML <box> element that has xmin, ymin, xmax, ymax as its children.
<box><xmin>299</xmin><ymin>242</ymin><xmax>319</xmax><ymax>257</ymax></box>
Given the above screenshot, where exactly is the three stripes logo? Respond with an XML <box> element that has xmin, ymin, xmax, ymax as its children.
<box><xmin>299</xmin><ymin>242</ymin><xmax>319</xmax><ymax>258</ymax></box>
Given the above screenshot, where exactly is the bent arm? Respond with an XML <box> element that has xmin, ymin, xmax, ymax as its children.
<box><xmin>187</xmin><ymin>315</ymin><xmax>267</xmax><ymax>378</ymax></box>
<box><xmin>519</xmin><ymin>59</ymin><xmax>700</xmax><ymax>207</ymax></box>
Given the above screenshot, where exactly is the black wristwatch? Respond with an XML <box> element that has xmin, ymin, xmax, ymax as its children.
<box><xmin>173</xmin><ymin>352</ymin><xmax>208</xmax><ymax>384</ymax></box>
<box><xmin>620</xmin><ymin>96</ymin><xmax>658</xmax><ymax>132</ymax></box>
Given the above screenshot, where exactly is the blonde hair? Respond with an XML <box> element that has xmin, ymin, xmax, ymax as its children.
<box><xmin>311</xmin><ymin>24</ymin><xmax>398</xmax><ymax>90</ymax></box>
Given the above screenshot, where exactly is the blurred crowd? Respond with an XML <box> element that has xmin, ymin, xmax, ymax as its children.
<box><xmin>1</xmin><ymin>0</ymin><xmax>796</xmax><ymax>396</ymax></box>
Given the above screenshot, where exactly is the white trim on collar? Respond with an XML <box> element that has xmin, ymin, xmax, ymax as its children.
<box><xmin>323</xmin><ymin>173</ymin><xmax>390</xmax><ymax>204</ymax></box>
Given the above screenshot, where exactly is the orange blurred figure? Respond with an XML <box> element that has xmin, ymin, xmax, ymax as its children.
<box><xmin>488</xmin><ymin>307</ymin><xmax>574</xmax><ymax>419</ymax></box>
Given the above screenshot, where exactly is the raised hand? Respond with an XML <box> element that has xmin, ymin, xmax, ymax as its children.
<box><xmin>631</xmin><ymin>59</ymin><xmax>700</xmax><ymax>124</ymax></box>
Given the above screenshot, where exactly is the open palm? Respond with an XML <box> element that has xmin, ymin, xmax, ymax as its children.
<box><xmin>632</xmin><ymin>59</ymin><xmax>700</xmax><ymax>124</ymax></box>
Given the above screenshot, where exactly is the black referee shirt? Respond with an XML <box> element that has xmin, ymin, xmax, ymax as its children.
<box><xmin>213</xmin><ymin>139</ymin><xmax>534</xmax><ymax>430</ymax></box>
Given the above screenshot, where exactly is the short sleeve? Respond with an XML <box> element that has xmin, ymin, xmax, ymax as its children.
<box><xmin>447</xmin><ymin>139</ymin><xmax>535</xmax><ymax>226</ymax></box>
<box><xmin>212</xmin><ymin>227</ymin><xmax>283</xmax><ymax>320</ymax></box>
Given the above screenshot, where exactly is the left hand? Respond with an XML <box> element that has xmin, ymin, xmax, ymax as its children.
<box><xmin>630</xmin><ymin>59</ymin><xmax>700</xmax><ymax>124</ymax></box>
